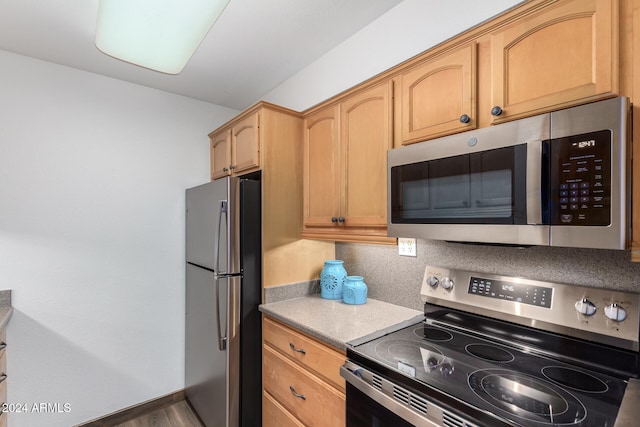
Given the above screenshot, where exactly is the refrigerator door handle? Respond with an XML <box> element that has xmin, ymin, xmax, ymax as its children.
<box><xmin>215</xmin><ymin>199</ymin><xmax>228</xmax><ymax>352</ymax></box>
<box><xmin>215</xmin><ymin>275</ymin><xmax>227</xmax><ymax>351</ymax></box>
<box><xmin>215</xmin><ymin>200</ymin><xmax>228</xmax><ymax>274</ymax></box>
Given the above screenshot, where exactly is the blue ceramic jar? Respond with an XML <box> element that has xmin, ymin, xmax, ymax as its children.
<box><xmin>320</xmin><ymin>260</ymin><xmax>347</xmax><ymax>300</ymax></box>
<box><xmin>343</xmin><ymin>276</ymin><xmax>367</xmax><ymax>305</ymax></box>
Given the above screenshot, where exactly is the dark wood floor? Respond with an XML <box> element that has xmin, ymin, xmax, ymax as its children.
<box><xmin>114</xmin><ymin>400</ymin><xmax>204</xmax><ymax>427</ymax></box>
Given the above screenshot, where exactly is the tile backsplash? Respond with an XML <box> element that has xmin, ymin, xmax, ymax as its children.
<box><xmin>336</xmin><ymin>240</ymin><xmax>640</xmax><ymax>311</ymax></box>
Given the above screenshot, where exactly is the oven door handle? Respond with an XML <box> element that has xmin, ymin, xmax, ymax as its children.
<box><xmin>340</xmin><ymin>361</ymin><xmax>447</xmax><ymax>427</ymax></box>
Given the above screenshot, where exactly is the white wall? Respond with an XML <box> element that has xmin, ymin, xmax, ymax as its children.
<box><xmin>262</xmin><ymin>0</ymin><xmax>524</xmax><ymax>111</ymax></box>
<box><xmin>0</xmin><ymin>50</ymin><xmax>239</xmax><ymax>427</ymax></box>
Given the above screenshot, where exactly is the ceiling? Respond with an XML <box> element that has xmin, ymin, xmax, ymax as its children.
<box><xmin>0</xmin><ymin>0</ymin><xmax>404</xmax><ymax>110</ymax></box>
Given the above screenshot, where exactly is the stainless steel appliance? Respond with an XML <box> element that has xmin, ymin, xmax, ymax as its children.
<box><xmin>388</xmin><ymin>97</ymin><xmax>631</xmax><ymax>249</ymax></box>
<box><xmin>342</xmin><ymin>265</ymin><xmax>640</xmax><ymax>427</ymax></box>
<box><xmin>185</xmin><ymin>176</ymin><xmax>261</xmax><ymax>427</ymax></box>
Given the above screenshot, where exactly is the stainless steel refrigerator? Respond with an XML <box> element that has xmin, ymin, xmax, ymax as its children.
<box><xmin>185</xmin><ymin>176</ymin><xmax>261</xmax><ymax>427</ymax></box>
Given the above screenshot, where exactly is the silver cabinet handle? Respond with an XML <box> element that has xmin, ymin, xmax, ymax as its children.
<box><xmin>289</xmin><ymin>343</ymin><xmax>306</xmax><ymax>354</ymax></box>
<box><xmin>289</xmin><ymin>386</ymin><xmax>306</xmax><ymax>400</ymax></box>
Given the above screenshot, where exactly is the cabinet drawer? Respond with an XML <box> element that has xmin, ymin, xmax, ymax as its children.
<box><xmin>263</xmin><ymin>345</ymin><xmax>345</xmax><ymax>427</ymax></box>
<box><xmin>263</xmin><ymin>317</ymin><xmax>345</xmax><ymax>391</ymax></box>
<box><xmin>0</xmin><ymin>327</ymin><xmax>6</xmax><ymax>407</ymax></box>
<box><xmin>0</xmin><ymin>375</ymin><xmax>5</xmax><ymax>405</ymax></box>
<box><xmin>263</xmin><ymin>390</ymin><xmax>305</xmax><ymax>427</ymax></box>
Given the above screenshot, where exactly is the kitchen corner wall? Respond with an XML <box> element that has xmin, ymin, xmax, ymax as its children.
<box><xmin>337</xmin><ymin>241</ymin><xmax>640</xmax><ymax>312</ymax></box>
<box><xmin>0</xmin><ymin>50</ymin><xmax>239</xmax><ymax>427</ymax></box>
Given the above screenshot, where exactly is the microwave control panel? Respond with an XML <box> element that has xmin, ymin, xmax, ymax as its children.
<box><xmin>548</xmin><ymin>129</ymin><xmax>611</xmax><ymax>226</ymax></box>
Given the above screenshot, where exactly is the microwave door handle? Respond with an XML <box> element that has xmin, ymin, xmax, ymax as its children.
<box><xmin>526</xmin><ymin>140</ymin><xmax>543</xmax><ymax>224</ymax></box>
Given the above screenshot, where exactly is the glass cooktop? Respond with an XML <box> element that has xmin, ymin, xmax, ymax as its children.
<box><xmin>349</xmin><ymin>321</ymin><xmax>628</xmax><ymax>427</ymax></box>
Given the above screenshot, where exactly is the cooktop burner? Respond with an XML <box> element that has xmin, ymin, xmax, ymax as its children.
<box><xmin>468</xmin><ymin>368</ymin><xmax>586</xmax><ymax>425</ymax></box>
<box><xmin>374</xmin><ymin>339</ymin><xmax>444</xmax><ymax>368</ymax></box>
<box><xmin>415</xmin><ymin>326</ymin><xmax>453</xmax><ymax>342</ymax></box>
<box><xmin>466</xmin><ymin>343</ymin><xmax>515</xmax><ymax>363</ymax></box>
<box><xmin>351</xmin><ymin>320</ymin><xmax>628</xmax><ymax>427</ymax></box>
<box><xmin>541</xmin><ymin>366</ymin><xmax>609</xmax><ymax>393</ymax></box>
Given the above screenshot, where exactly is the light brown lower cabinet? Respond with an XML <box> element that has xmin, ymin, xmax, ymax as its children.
<box><xmin>0</xmin><ymin>327</ymin><xmax>6</xmax><ymax>427</ymax></box>
<box><xmin>263</xmin><ymin>391</ymin><xmax>305</xmax><ymax>427</ymax></box>
<box><xmin>262</xmin><ymin>316</ymin><xmax>345</xmax><ymax>427</ymax></box>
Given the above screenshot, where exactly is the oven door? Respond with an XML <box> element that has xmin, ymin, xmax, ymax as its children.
<box><xmin>346</xmin><ymin>383</ymin><xmax>417</xmax><ymax>427</ymax></box>
<box><xmin>341</xmin><ymin>361</ymin><xmax>480</xmax><ymax>427</ymax></box>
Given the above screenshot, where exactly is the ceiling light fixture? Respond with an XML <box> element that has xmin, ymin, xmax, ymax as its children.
<box><xmin>95</xmin><ymin>0</ymin><xmax>230</xmax><ymax>74</ymax></box>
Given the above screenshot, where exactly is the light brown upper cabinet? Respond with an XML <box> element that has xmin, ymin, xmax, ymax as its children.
<box><xmin>302</xmin><ymin>104</ymin><xmax>340</xmax><ymax>228</ymax></box>
<box><xmin>209</xmin><ymin>111</ymin><xmax>260</xmax><ymax>179</ymax></box>
<box><xmin>303</xmin><ymin>81</ymin><xmax>394</xmax><ymax>243</ymax></box>
<box><xmin>210</xmin><ymin>129</ymin><xmax>232</xmax><ymax>180</ymax></box>
<box><xmin>208</xmin><ymin>102</ymin><xmax>335</xmax><ymax>286</ymax></box>
<box><xmin>489</xmin><ymin>0</ymin><xmax>618</xmax><ymax>123</ymax></box>
<box><xmin>395</xmin><ymin>42</ymin><xmax>477</xmax><ymax>145</ymax></box>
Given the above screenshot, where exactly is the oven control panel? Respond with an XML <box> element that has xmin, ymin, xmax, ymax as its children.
<box><xmin>467</xmin><ymin>276</ymin><xmax>552</xmax><ymax>308</ymax></box>
<box><xmin>421</xmin><ymin>266</ymin><xmax>640</xmax><ymax>351</ymax></box>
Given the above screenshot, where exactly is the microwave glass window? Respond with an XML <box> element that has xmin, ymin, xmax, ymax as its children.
<box><xmin>548</xmin><ymin>130</ymin><xmax>611</xmax><ymax>226</ymax></box>
<box><xmin>391</xmin><ymin>145</ymin><xmax>527</xmax><ymax>224</ymax></box>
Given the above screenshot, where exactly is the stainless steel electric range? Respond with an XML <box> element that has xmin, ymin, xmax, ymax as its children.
<box><xmin>341</xmin><ymin>266</ymin><xmax>640</xmax><ymax>427</ymax></box>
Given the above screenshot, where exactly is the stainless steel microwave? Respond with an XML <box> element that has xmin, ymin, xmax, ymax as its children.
<box><xmin>387</xmin><ymin>97</ymin><xmax>631</xmax><ymax>249</ymax></box>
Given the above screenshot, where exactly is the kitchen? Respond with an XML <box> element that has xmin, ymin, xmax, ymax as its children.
<box><xmin>2</xmin><ymin>0</ymin><xmax>640</xmax><ymax>427</ymax></box>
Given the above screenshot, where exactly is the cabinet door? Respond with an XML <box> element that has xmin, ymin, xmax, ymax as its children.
<box><xmin>303</xmin><ymin>105</ymin><xmax>341</xmax><ymax>227</ymax></box>
<box><xmin>210</xmin><ymin>129</ymin><xmax>231</xmax><ymax>180</ymax></box>
<box><xmin>231</xmin><ymin>111</ymin><xmax>260</xmax><ymax>175</ymax></box>
<box><xmin>263</xmin><ymin>391</ymin><xmax>305</xmax><ymax>427</ymax></box>
<box><xmin>341</xmin><ymin>81</ymin><xmax>393</xmax><ymax>228</ymax></box>
<box><xmin>398</xmin><ymin>42</ymin><xmax>476</xmax><ymax>144</ymax></box>
<box><xmin>490</xmin><ymin>0</ymin><xmax>617</xmax><ymax>122</ymax></box>
<box><xmin>263</xmin><ymin>345</ymin><xmax>345</xmax><ymax>427</ymax></box>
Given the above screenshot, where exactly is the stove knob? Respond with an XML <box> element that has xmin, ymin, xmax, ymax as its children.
<box><xmin>427</xmin><ymin>276</ymin><xmax>439</xmax><ymax>288</ymax></box>
<box><xmin>441</xmin><ymin>277</ymin><xmax>454</xmax><ymax>290</ymax></box>
<box><xmin>604</xmin><ymin>303</ymin><xmax>628</xmax><ymax>322</ymax></box>
<box><xmin>574</xmin><ymin>299</ymin><xmax>596</xmax><ymax>316</ymax></box>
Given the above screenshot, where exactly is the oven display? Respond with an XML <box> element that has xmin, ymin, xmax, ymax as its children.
<box><xmin>468</xmin><ymin>277</ymin><xmax>552</xmax><ymax>308</ymax></box>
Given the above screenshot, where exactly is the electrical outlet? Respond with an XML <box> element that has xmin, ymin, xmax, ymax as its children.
<box><xmin>398</xmin><ymin>238</ymin><xmax>417</xmax><ymax>257</ymax></box>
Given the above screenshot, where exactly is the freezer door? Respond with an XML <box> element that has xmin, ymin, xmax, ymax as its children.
<box><xmin>186</xmin><ymin>177</ymin><xmax>239</xmax><ymax>271</ymax></box>
<box><xmin>186</xmin><ymin>263</ymin><xmax>241</xmax><ymax>427</ymax></box>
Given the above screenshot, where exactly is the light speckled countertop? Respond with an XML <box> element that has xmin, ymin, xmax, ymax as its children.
<box><xmin>0</xmin><ymin>290</ymin><xmax>12</xmax><ymax>330</ymax></box>
<box><xmin>0</xmin><ymin>307</ymin><xmax>12</xmax><ymax>330</ymax></box>
<box><xmin>259</xmin><ymin>294</ymin><xmax>423</xmax><ymax>350</ymax></box>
